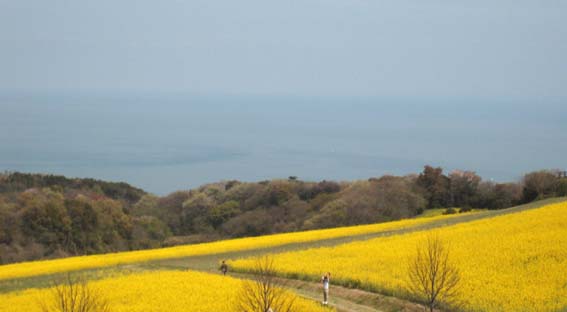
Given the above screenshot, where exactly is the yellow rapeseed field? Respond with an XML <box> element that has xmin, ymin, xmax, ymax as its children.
<box><xmin>231</xmin><ymin>201</ymin><xmax>567</xmax><ymax>311</ymax></box>
<box><xmin>0</xmin><ymin>270</ymin><xmax>332</xmax><ymax>312</ymax></box>
<box><xmin>0</xmin><ymin>212</ymin><xmax>465</xmax><ymax>281</ymax></box>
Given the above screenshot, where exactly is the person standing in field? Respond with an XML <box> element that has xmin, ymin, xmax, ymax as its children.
<box><xmin>220</xmin><ymin>260</ymin><xmax>228</xmax><ymax>275</ymax></box>
<box><xmin>321</xmin><ymin>272</ymin><xmax>331</xmax><ymax>305</ymax></box>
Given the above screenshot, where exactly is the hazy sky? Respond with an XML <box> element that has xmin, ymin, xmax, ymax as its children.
<box><xmin>1</xmin><ymin>0</ymin><xmax>566</xmax><ymax>98</ymax></box>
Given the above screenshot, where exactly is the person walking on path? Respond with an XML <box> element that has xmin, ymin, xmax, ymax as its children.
<box><xmin>220</xmin><ymin>260</ymin><xmax>228</xmax><ymax>275</ymax></box>
<box><xmin>321</xmin><ymin>272</ymin><xmax>331</xmax><ymax>305</ymax></box>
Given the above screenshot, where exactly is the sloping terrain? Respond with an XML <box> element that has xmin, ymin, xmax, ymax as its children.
<box><xmin>0</xmin><ymin>198</ymin><xmax>564</xmax><ymax>311</ymax></box>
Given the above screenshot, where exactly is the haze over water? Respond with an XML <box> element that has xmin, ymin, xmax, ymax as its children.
<box><xmin>1</xmin><ymin>94</ymin><xmax>565</xmax><ymax>194</ymax></box>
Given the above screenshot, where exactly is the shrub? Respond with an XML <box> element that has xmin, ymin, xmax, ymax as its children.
<box><xmin>443</xmin><ymin>208</ymin><xmax>457</xmax><ymax>215</ymax></box>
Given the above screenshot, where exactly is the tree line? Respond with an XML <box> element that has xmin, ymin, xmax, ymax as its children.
<box><xmin>1</xmin><ymin>167</ymin><xmax>566</xmax><ymax>264</ymax></box>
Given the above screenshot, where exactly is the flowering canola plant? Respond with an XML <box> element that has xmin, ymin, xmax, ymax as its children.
<box><xmin>0</xmin><ymin>270</ymin><xmax>332</xmax><ymax>312</ymax></box>
<box><xmin>231</xmin><ymin>201</ymin><xmax>567</xmax><ymax>311</ymax></box>
<box><xmin>0</xmin><ymin>212</ymin><xmax>465</xmax><ymax>281</ymax></box>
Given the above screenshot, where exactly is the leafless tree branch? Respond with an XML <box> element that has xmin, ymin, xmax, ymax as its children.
<box><xmin>407</xmin><ymin>235</ymin><xmax>461</xmax><ymax>312</ymax></box>
<box><xmin>236</xmin><ymin>256</ymin><xmax>298</xmax><ymax>312</ymax></box>
<box><xmin>37</xmin><ymin>273</ymin><xmax>110</xmax><ymax>312</ymax></box>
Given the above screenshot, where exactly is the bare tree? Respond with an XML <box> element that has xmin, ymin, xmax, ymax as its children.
<box><xmin>522</xmin><ymin>170</ymin><xmax>560</xmax><ymax>201</ymax></box>
<box><xmin>38</xmin><ymin>273</ymin><xmax>110</xmax><ymax>312</ymax></box>
<box><xmin>237</xmin><ymin>256</ymin><xmax>297</xmax><ymax>312</ymax></box>
<box><xmin>407</xmin><ymin>235</ymin><xmax>461</xmax><ymax>312</ymax></box>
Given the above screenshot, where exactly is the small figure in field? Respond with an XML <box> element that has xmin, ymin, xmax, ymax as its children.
<box><xmin>321</xmin><ymin>272</ymin><xmax>331</xmax><ymax>305</ymax></box>
<box><xmin>220</xmin><ymin>260</ymin><xmax>228</xmax><ymax>275</ymax></box>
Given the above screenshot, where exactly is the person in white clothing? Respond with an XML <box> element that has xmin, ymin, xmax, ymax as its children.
<box><xmin>321</xmin><ymin>272</ymin><xmax>331</xmax><ymax>305</ymax></box>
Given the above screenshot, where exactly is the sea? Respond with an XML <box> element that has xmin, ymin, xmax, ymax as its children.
<box><xmin>1</xmin><ymin>93</ymin><xmax>565</xmax><ymax>194</ymax></box>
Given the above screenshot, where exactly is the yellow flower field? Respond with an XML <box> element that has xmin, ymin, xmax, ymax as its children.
<box><xmin>0</xmin><ymin>270</ymin><xmax>332</xmax><ymax>312</ymax></box>
<box><xmin>0</xmin><ymin>212</ymin><xmax>465</xmax><ymax>281</ymax></box>
<box><xmin>231</xmin><ymin>201</ymin><xmax>567</xmax><ymax>311</ymax></box>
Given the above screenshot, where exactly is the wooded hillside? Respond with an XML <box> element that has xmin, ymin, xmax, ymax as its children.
<box><xmin>1</xmin><ymin>168</ymin><xmax>565</xmax><ymax>264</ymax></box>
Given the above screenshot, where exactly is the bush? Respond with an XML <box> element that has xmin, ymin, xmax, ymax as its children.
<box><xmin>443</xmin><ymin>208</ymin><xmax>457</xmax><ymax>215</ymax></box>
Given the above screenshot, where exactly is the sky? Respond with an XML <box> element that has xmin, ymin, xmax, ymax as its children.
<box><xmin>1</xmin><ymin>0</ymin><xmax>566</xmax><ymax>98</ymax></box>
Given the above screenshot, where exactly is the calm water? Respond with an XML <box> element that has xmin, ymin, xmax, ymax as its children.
<box><xmin>1</xmin><ymin>94</ymin><xmax>565</xmax><ymax>194</ymax></box>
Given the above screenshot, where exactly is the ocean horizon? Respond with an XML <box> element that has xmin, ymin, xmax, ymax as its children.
<box><xmin>1</xmin><ymin>93</ymin><xmax>565</xmax><ymax>194</ymax></box>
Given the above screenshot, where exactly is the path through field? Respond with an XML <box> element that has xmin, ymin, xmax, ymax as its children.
<box><xmin>1</xmin><ymin>198</ymin><xmax>564</xmax><ymax>311</ymax></box>
<box><xmin>142</xmin><ymin>198</ymin><xmax>565</xmax><ymax>311</ymax></box>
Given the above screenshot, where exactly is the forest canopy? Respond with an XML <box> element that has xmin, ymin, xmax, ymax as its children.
<box><xmin>0</xmin><ymin>168</ymin><xmax>566</xmax><ymax>264</ymax></box>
